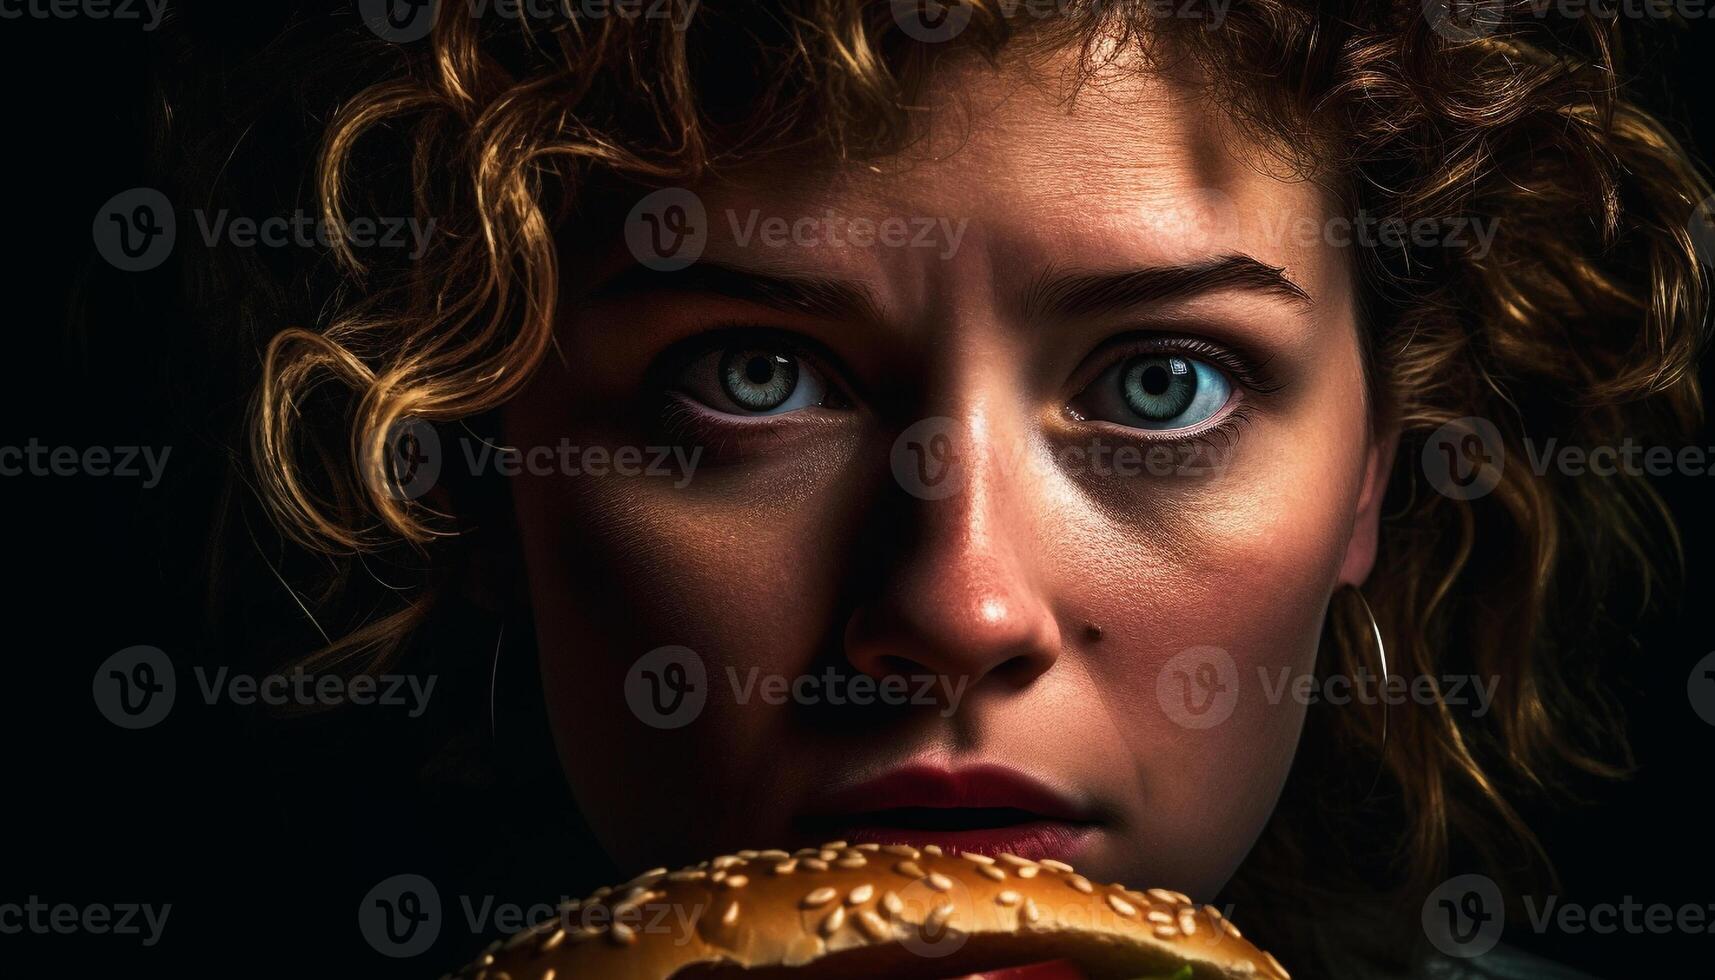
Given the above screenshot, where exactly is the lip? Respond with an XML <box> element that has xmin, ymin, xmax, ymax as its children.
<box><xmin>799</xmin><ymin>763</ymin><xmax>1099</xmax><ymax>861</ymax></box>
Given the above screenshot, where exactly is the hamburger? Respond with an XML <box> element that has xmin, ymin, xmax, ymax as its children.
<box><xmin>447</xmin><ymin>843</ymin><xmax>1288</xmax><ymax>979</ymax></box>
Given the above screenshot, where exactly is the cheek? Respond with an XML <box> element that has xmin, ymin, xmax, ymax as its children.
<box><xmin>503</xmin><ymin>409</ymin><xmax>877</xmax><ymax>858</ymax></box>
<box><xmin>1048</xmin><ymin>403</ymin><xmax>1364</xmax><ymax>892</ymax></box>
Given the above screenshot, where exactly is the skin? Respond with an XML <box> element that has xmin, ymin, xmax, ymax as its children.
<box><xmin>501</xmin><ymin>44</ymin><xmax>1394</xmax><ymax>902</ymax></box>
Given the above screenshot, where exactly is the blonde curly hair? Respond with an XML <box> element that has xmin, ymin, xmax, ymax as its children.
<box><xmin>248</xmin><ymin>1</ymin><xmax>1708</xmax><ymax>971</ymax></box>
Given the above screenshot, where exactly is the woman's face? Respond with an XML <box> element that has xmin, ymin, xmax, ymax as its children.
<box><xmin>503</xmin><ymin>47</ymin><xmax>1391</xmax><ymax>901</ymax></box>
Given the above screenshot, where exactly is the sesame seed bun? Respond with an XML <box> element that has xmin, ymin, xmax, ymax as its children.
<box><xmin>449</xmin><ymin>843</ymin><xmax>1290</xmax><ymax>979</ymax></box>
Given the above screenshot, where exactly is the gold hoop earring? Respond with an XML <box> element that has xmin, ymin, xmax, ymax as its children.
<box><xmin>1348</xmin><ymin>586</ymin><xmax>1390</xmax><ymax>800</ymax></box>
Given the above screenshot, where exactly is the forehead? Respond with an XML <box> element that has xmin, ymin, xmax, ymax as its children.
<box><xmin>688</xmin><ymin>43</ymin><xmax>1340</xmax><ymax>301</ymax></box>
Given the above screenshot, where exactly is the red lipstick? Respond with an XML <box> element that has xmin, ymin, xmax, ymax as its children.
<box><xmin>801</xmin><ymin>764</ymin><xmax>1098</xmax><ymax>861</ymax></box>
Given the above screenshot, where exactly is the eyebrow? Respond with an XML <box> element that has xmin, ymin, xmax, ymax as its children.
<box><xmin>584</xmin><ymin>262</ymin><xmax>888</xmax><ymax>325</ymax></box>
<box><xmin>1021</xmin><ymin>254</ymin><xmax>1311</xmax><ymax>320</ymax></box>
<box><xmin>585</xmin><ymin>253</ymin><xmax>1308</xmax><ymax>326</ymax></box>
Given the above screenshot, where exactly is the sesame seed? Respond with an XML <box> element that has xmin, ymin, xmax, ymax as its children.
<box><xmin>543</xmin><ymin>971</ymin><xmax>556</xmax><ymax>980</ymax></box>
<box><xmin>856</xmin><ymin>843</ymin><xmax>881</xmax><ymax>852</ymax></box>
<box><xmin>609</xmin><ymin>922</ymin><xmax>636</xmax><ymax>945</ymax></box>
<box><xmin>1146</xmin><ymin>888</ymin><xmax>1177</xmax><ymax>905</ymax></box>
<box><xmin>922</xmin><ymin>844</ymin><xmax>944</xmax><ymax>856</ymax></box>
<box><xmin>927</xmin><ymin>873</ymin><xmax>953</xmax><ymax>892</ymax></box>
<box><xmin>881</xmin><ymin>844</ymin><xmax>920</xmax><ymax>859</ymax></box>
<box><xmin>712</xmin><ymin>855</ymin><xmax>743</xmax><ymax>870</ymax></box>
<box><xmin>822</xmin><ymin>840</ymin><xmax>849</xmax><ymax>850</ymax></box>
<box><xmin>818</xmin><ymin>849</ymin><xmax>839</xmax><ymax>862</ymax></box>
<box><xmin>1066</xmin><ymin>875</ymin><xmax>1094</xmax><ymax>894</ymax></box>
<box><xmin>723</xmin><ymin>875</ymin><xmax>749</xmax><ymax>889</ymax></box>
<box><xmin>847</xmin><ymin>884</ymin><xmax>874</xmax><ymax>905</ymax></box>
<box><xmin>1040</xmin><ymin>859</ymin><xmax>1074</xmax><ymax>873</ymax></box>
<box><xmin>821</xmin><ymin>906</ymin><xmax>846</xmax><ymax>936</ymax></box>
<box><xmin>1108</xmin><ymin>894</ymin><xmax>1138</xmax><ymax>917</ymax></box>
<box><xmin>802</xmin><ymin>858</ymin><xmax>829</xmax><ymax>872</ymax></box>
<box><xmin>1167</xmin><ymin>890</ymin><xmax>1191</xmax><ymax>904</ymax></box>
<box><xmin>1016</xmin><ymin>866</ymin><xmax>1039</xmax><ymax>879</ymax></box>
<box><xmin>836</xmin><ymin>855</ymin><xmax>867</xmax><ymax>869</ymax></box>
<box><xmin>960</xmin><ymin>852</ymin><xmax>995</xmax><ymax>864</ymax></box>
<box><xmin>926</xmin><ymin>903</ymin><xmax>954</xmax><ymax>931</ymax></box>
<box><xmin>1023</xmin><ymin>897</ymin><xmax>1040</xmax><ymax>923</ymax></box>
<box><xmin>895</xmin><ymin>860</ymin><xmax>925</xmax><ymax>879</ymax></box>
<box><xmin>997</xmin><ymin>853</ymin><xmax>1035</xmax><ymax>868</ymax></box>
<box><xmin>1147</xmin><ymin>910</ymin><xmax>1173</xmax><ymax>924</ymax></box>
<box><xmin>623</xmin><ymin>868</ymin><xmax>667</xmax><ymax>889</ymax></box>
<box><xmin>611</xmin><ymin>888</ymin><xmax>652</xmax><ymax>916</ymax></box>
<box><xmin>881</xmin><ymin>891</ymin><xmax>903</xmax><ymax>916</ymax></box>
<box><xmin>710</xmin><ymin>870</ymin><xmax>727</xmax><ymax>883</ymax></box>
<box><xmin>1153</xmin><ymin>924</ymin><xmax>1179</xmax><ymax>939</ymax></box>
<box><xmin>738</xmin><ymin>849</ymin><xmax>759</xmax><ymax>859</ymax></box>
<box><xmin>772</xmin><ymin>860</ymin><xmax>797</xmax><ymax>875</ymax></box>
<box><xmin>996</xmin><ymin>890</ymin><xmax>1021</xmax><ymax>907</ymax></box>
<box><xmin>1223</xmin><ymin>918</ymin><xmax>1243</xmax><ymax>938</ymax></box>
<box><xmin>978</xmin><ymin>864</ymin><xmax>1006</xmax><ymax>881</ymax></box>
<box><xmin>802</xmin><ymin>887</ymin><xmax>838</xmax><ymax>908</ymax></box>
<box><xmin>668</xmin><ymin>870</ymin><xmax>706</xmax><ymax>882</ymax></box>
<box><xmin>1178</xmin><ymin>910</ymin><xmax>1198</xmax><ymax>935</ymax></box>
<box><xmin>722</xmin><ymin>902</ymin><xmax>740</xmax><ymax>927</ymax></box>
<box><xmin>758</xmin><ymin>849</ymin><xmax>791</xmax><ymax>861</ymax></box>
<box><xmin>1233</xmin><ymin>963</ymin><xmax>1255</xmax><ymax>976</ymax></box>
<box><xmin>857</xmin><ymin>910</ymin><xmax>890</xmax><ymax>941</ymax></box>
<box><xmin>591</xmin><ymin>886</ymin><xmax>613</xmax><ymax>899</ymax></box>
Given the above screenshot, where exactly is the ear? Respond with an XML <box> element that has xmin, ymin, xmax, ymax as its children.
<box><xmin>1337</xmin><ymin>424</ymin><xmax>1400</xmax><ymax>588</ymax></box>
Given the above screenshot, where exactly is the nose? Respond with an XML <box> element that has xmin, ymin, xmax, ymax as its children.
<box><xmin>843</xmin><ymin>412</ymin><xmax>1063</xmax><ymax>700</ymax></box>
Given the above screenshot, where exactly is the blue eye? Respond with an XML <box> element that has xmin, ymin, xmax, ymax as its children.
<box><xmin>676</xmin><ymin>345</ymin><xmax>832</xmax><ymax>416</ymax></box>
<box><xmin>1072</xmin><ymin>353</ymin><xmax>1232</xmax><ymax>431</ymax></box>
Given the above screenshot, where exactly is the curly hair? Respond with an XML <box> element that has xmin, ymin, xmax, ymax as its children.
<box><xmin>245</xmin><ymin>0</ymin><xmax>1708</xmax><ymax>972</ymax></box>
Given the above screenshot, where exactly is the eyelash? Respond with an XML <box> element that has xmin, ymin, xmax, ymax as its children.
<box><xmin>1062</xmin><ymin>333</ymin><xmax>1278</xmax><ymax>451</ymax></box>
<box><xmin>654</xmin><ymin>327</ymin><xmax>1277</xmax><ymax>450</ymax></box>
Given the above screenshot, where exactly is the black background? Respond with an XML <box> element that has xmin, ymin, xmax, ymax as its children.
<box><xmin>3</xmin><ymin>3</ymin><xmax>1712</xmax><ymax>977</ymax></box>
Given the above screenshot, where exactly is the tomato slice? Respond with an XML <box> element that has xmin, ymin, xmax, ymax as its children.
<box><xmin>947</xmin><ymin>959</ymin><xmax>1090</xmax><ymax>980</ymax></box>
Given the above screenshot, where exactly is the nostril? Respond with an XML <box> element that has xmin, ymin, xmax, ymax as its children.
<box><xmin>876</xmin><ymin>654</ymin><xmax>922</xmax><ymax>679</ymax></box>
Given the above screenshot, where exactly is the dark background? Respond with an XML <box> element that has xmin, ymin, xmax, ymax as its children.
<box><xmin>3</xmin><ymin>3</ymin><xmax>1712</xmax><ymax>977</ymax></box>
